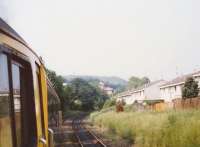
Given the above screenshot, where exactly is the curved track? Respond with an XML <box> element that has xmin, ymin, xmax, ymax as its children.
<box><xmin>72</xmin><ymin>118</ymin><xmax>107</xmax><ymax>147</ymax></box>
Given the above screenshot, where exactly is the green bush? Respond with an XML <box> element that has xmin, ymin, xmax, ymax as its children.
<box><xmin>182</xmin><ymin>77</ymin><xmax>199</xmax><ymax>99</ymax></box>
<box><xmin>103</xmin><ymin>99</ymin><xmax>116</xmax><ymax>109</ymax></box>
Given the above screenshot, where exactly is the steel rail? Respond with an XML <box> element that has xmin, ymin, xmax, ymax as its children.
<box><xmin>72</xmin><ymin>118</ymin><xmax>107</xmax><ymax>147</ymax></box>
<box><xmin>72</xmin><ymin>119</ymin><xmax>84</xmax><ymax>147</ymax></box>
<box><xmin>82</xmin><ymin>125</ymin><xmax>107</xmax><ymax>147</ymax></box>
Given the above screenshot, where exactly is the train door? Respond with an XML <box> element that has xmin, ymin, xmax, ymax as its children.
<box><xmin>35</xmin><ymin>65</ymin><xmax>47</xmax><ymax>147</ymax></box>
<box><xmin>0</xmin><ymin>51</ymin><xmax>37</xmax><ymax>147</ymax></box>
<box><xmin>35</xmin><ymin>63</ymin><xmax>49</xmax><ymax>147</ymax></box>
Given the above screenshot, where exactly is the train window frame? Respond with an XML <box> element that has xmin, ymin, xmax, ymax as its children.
<box><xmin>1</xmin><ymin>44</ymin><xmax>30</xmax><ymax>62</ymax></box>
<box><xmin>0</xmin><ymin>52</ymin><xmax>14</xmax><ymax>147</ymax></box>
<box><xmin>0</xmin><ymin>45</ymin><xmax>37</xmax><ymax>147</ymax></box>
<box><xmin>11</xmin><ymin>60</ymin><xmax>24</xmax><ymax>147</ymax></box>
<box><xmin>10</xmin><ymin>53</ymin><xmax>38</xmax><ymax>147</ymax></box>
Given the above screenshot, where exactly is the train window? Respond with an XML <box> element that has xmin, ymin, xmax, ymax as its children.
<box><xmin>0</xmin><ymin>54</ymin><xmax>13</xmax><ymax>147</ymax></box>
<box><xmin>36</xmin><ymin>65</ymin><xmax>46</xmax><ymax>142</ymax></box>
<box><xmin>10</xmin><ymin>58</ymin><xmax>37</xmax><ymax>147</ymax></box>
<box><xmin>11</xmin><ymin>63</ymin><xmax>22</xmax><ymax>147</ymax></box>
<box><xmin>48</xmin><ymin>85</ymin><xmax>59</xmax><ymax>126</ymax></box>
<box><xmin>0</xmin><ymin>48</ymin><xmax>38</xmax><ymax>147</ymax></box>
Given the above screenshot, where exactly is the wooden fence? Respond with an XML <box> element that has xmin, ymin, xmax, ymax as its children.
<box><xmin>131</xmin><ymin>97</ymin><xmax>200</xmax><ymax>112</ymax></box>
<box><xmin>147</xmin><ymin>103</ymin><xmax>165</xmax><ymax>111</ymax></box>
<box><xmin>147</xmin><ymin>97</ymin><xmax>200</xmax><ymax>111</ymax></box>
<box><xmin>173</xmin><ymin>97</ymin><xmax>200</xmax><ymax>109</ymax></box>
<box><xmin>147</xmin><ymin>102</ymin><xmax>173</xmax><ymax>111</ymax></box>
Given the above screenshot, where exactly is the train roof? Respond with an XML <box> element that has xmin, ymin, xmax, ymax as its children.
<box><xmin>0</xmin><ymin>18</ymin><xmax>27</xmax><ymax>45</ymax></box>
<box><xmin>0</xmin><ymin>18</ymin><xmax>42</xmax><ymax>62</ymax></box>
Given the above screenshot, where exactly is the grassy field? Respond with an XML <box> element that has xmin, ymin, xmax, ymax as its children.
<box><xmin>90</xmin><ymin>109</ymin><xmax>200</xmax><ymax>147</ymax></box>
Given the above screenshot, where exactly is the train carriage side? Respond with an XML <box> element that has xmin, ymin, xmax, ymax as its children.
<box><xmin>47</xmin><ymin>78</ymin><xmax>61</xmax><ymax>127</ymax></box>
<box><xmin>0</xmin><ymin>18</ymin><xmax>51</xmax><ymax>147</ymax></box>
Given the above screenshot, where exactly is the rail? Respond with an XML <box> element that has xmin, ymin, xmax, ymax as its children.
<box><xmin>72</xmin><ymin>118</ymin><xmax>107</xmax><ymax>147</ymax></box>
<box><xmin>72</xmin><ymin>119</ymin><xmax>84</xmax><ymax>147</ymax></box>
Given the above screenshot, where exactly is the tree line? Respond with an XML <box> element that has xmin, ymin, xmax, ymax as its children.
<box><xmin>46</xmin><ymin>69</ymin><xmax>109</xmax><ymax>112</ymax></box>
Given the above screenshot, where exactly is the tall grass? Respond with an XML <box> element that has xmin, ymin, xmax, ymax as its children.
<box><xmin>90</xmin><ymin>110</ymin><xmax>200</xmax><ymax>147</ymax></box>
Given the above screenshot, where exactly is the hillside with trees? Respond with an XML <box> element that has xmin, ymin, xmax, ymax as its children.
<box><xmin>47</xmin><ymin>69</ymin><xmax>108</xmax><ymax>112</ymax></box>
<box><xmin>64</xmin><ymin>75</ymin><xmax>127</xmax><ymax>92</ymax></box>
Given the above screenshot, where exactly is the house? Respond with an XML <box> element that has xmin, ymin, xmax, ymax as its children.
<box><xmin>130</xmin><ymin>80</ymin><xmax>166</xmax><ymax>103</ymax></box>
<box><xmin>160</xmin><ymin>71</ymin><xmax>200</xmax><ymax>102</ymax></box>
<box><xmin>99</xmin><ymin>81</ymin><xmax>114</xmax><ymax>95</ymax></box>
<box><xmin>117</xmin><ymin>80</ymin><xmax>166</xmax><ymax>105</ymax></box>
<box><xmin>116</xmin><ymin>90</ymin><xmax>132</xmax><ymax>104</ymax></box>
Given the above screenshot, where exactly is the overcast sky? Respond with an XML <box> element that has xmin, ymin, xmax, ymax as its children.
<box><xmin>1</xmin><ymin>0</ymin><xmax>200</xmax><ymax>80</ymax></box>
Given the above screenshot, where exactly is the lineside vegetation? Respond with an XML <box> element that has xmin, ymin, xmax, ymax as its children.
<box><xmin>90</xmin><ymin>109</ymin><xmax>200</xmax><ymax>147</ymax></box>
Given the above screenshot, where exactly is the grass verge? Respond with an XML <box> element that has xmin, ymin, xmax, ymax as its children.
<box><xmin>90</xmin><ymin>109</ymin><xmax>200</xmax><ymax>147</ymax></box>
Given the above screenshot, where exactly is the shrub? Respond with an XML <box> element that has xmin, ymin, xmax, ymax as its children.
<box><xmin>103</xmin><ymin>99</ymin><xmax>116</xmax><ymax>109</ymax></box>
<box><xmin>182</xmin><ymin>77</ymin><xmax>199</xmax><ymax>99</ymax></box>
<box><xmin>116</xmin><ymin>101</ymin><xmax>124</xmax><ymax>112</ymax></box>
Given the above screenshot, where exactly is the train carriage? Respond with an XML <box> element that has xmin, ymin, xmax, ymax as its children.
<box><xmin>47</xmin><ymin>78</ymin><xmax>60</xmax><ymax>127</ymax></box>
<box><xmin>0</xmin><ymin>18</ymin><xmax>54</xmax><ymax>147</ymax></box>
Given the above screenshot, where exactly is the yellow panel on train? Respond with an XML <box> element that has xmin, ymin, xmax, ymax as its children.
<box><xmin>0</xmin><ymin>18</ymin><xmax>55</xmax><ymax>147</ymax></box>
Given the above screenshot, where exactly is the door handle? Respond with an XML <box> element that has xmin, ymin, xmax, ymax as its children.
<box><xmin>39</xmin><ymin>137</ymin><xmax>47</xmax><ymax>144</ymax></box>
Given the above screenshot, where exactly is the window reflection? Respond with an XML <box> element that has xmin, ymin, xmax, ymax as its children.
<box><xmin>0</xmin><ymin>54</ymin><xmax>13</xmax><ymax>147</ymax></box>
<box><xmin>12</xmin><ymin>63</ymin><xmax>21</xmax><ymax>147</ymax></box>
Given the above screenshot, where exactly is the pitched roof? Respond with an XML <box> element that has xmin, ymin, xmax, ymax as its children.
<box><xmin>160</xmin><ymin>70</ymin><xmax>200</xmax><ymax>88</ymax></box>
<box><xmin>117</xmin><ymin>80</ymin><xmax>165</xmax><ymax>98</ymax></box>
<box><xmin>116</xmin><ymin>90</ymin><xmax>132</xmax><ymax>98</ymax></box>
<box><xmin>130</xmin><ymin>80</ymin><xmax>165</xmax><ymax>94</ymax></box>
<box><xmin>0</xmin><ymin>18</ymin><xmax>27</xmax><ymax>45</ymax></box>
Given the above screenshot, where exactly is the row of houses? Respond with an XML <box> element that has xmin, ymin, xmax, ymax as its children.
<box><xmin>116</xmin><ymin>71</ymin><xmax>200</xmax><ymax>105</ymax></box>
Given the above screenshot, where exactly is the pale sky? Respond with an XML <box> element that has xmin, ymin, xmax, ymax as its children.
<box><xmin>1</xmin><ymin>0</ymin><xmax>200</xmax><ymax>80</ymax></box>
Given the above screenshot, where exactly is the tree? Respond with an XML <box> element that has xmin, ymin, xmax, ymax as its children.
<box><xmin>127</xmin><ymin>76</ymin><xmax>150</xmax><ymax>89</ymax></box>
<box><xmin>127</xmin><ymin>76</ymin><xmax>141</xmax><ymax>89</ymax></box>
<box><xmin>182</xmin><ymin>77</ymin><xmax>199</xmax><ymax>99</ymax></box>
<box><xmin>141</xmin><ymin>77</ymin><xmax>150</xmax><ymax>85</ymax></box>
<box><xmin>46</xmin><ymin>69</ymin><xmax>109</xmax><ymax>112</ymax></box>
<box><xmin>68</xmin><ymin>78</ymin><xmax>108</xmax><ymax>111</ymax></box>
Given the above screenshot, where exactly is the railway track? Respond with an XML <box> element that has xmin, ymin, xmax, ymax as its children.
<box><xmin>72</xmin><ymin>118</ymin><xmax>107</xmax><ymax>147</ymax></box>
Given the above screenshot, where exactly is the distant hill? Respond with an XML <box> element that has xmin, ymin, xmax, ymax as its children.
<box><xmin>63</xmin><ymin>75</ymin><xmax>127</xmax><ymax>90</ymax></box>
